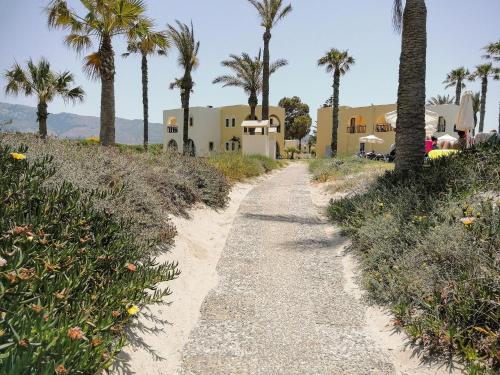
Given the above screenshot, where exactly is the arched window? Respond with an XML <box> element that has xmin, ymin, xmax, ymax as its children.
<box><xmin>167</xmin><ymin>139</ymin><xmax>178</xmax><ymax>151</ymax></box>
<box><xmin>438</xmin><ymin>116</ymin><xmax>446</xmax><ymax>132</ymax></box>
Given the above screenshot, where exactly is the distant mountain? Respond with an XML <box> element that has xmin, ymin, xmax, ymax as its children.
<box><xmin>0</xmin><ymin>102</ymin><xmax>164</xmax><ymax>144</ymax></box>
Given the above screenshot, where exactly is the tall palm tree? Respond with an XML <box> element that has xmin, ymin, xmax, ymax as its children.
<box><xmin>248</xmin><ymin>0</ymin><xmax>292</xmax><ymax>121</ymax></box>
<box><xmin>4</xmin><ymin>58</ymin><xmax>84</xmax><ymax>138</ymax></box>
<box><xmin>392</xmin><ymin>0</ymin><xmax>427</xmax><ymax>172</ymax></box>
<box><xmin>482</xmin><ymin>41</ymin><xmax>500</xmax><ymax>132</ymax></box>
<box><xmin>318</xmin><ymin>49</ymin><xmax>355</xmax><ymax>157</ymax></box>
<box><xmin>469</xmin><ymin>63</ymin><xmax>500</xmax><ymax>133</ymax></box>
<box><xmin>167</xmin><ymin>21</ymin><xmax>200</xmax><ymax>156</ymax></box>
<box><xmin>47</xmin><ymin>0</ymin><xmax>148</xmax><ymax>146</ymax></box>
<box><xmin>426</xmin><ymin>94</ymin><xmax>454</xmax><ymax>105</ymax></box>
<box><xmin>123</xmin><ymin>26</ymin><xmax>169</xmax><ymax>150</ymax></box>
<box><xmin>213</xmin><ymin>51</ymin><xmax>287</xmax><ymax>120</ymax></box>
<box><xmin>471</xmin><ymin>91</ymin><xmax>481</xmax><ymax>135</ymax></box>
<box><xmin>443</xmin><ymin>67</ymin><xmax>469</xmax><ymax>105</ymax></box>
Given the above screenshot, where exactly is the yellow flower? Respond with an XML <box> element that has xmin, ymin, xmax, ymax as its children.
<box><xmin>127</xmin><ymin>305</ymin><xmax>140</xmax><ymax>316</ymax></box>
<box><xmin>461</xmin><ymin>217</ymin><xmax>475</xmax><ymax>226</ymax></box>
<box><xmin>10</xmin><ymin>152</ymin><xmax>26</xmax><ymax>160</ymax></box>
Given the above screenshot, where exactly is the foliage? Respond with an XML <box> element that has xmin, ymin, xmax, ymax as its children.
<box><xmin>278</xmin><ymin>96</ymin><xmax>310</xmax><ymax>139</ymax></box>
<box><xmin>427</xmin><ymin>94</ymin><xmax>455</xmax><ymax>105</ymax></box>
<box><xmin>0</xmin><ymin>142</ymin><xmax>180</xmax><ymax>374</ymax></box>
<box><xmin>328</xmin><ymin>143</ymin><xmax>500</xmax><ymax>373</ymax></box>
<box><xmin>317</xmin><ymin>49</ymin><xmax>355</xmax><ymax>77</ymax></box>
<box><xmin>247</xmin><ymin>0</ymin><xmax>293</xmax><ymax>30</ymax></box>
<box><xmin>309</xmin><ymin>157</ymin><xmax>392</xmax><ymax>183</ymax></box>
<box><xmin>284</xmin><ymin>147</ymin><xmax>299</xmax><ymax>159</ymax></box>
<box><xmin>482</xmin><ymin>40</ymin><xmax>500</xmax><ymax>61</ymax></box>
<box><xmin>290</xmin><ymin>115</ymin><xmax>312</xmax><ymax>145</ymax></box>
<box><xmin>208</xmin><ymin>153</ymin><xmax>283</xmax><ymax>182</ymax></box>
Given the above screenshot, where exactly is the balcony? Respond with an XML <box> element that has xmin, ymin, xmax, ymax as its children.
<box><xmin>167</xmin><ymin>126</ymin><xmax>178</xmax><ymax>134</ymax></box>
<box><xmin>375</xmin><ymin>123</ymin><xmax>393</xmax><ymax>132</ymax></box>
<box><xmin>346</xmin><ymin>125</ymin><xmax>367</xmax><ymax>134</ymax></box>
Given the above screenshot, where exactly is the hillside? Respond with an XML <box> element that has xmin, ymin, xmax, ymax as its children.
<box><xmin>0</xmin><ymin>101</ymin><xmax>164</xmax><ymax>144</ymax></box>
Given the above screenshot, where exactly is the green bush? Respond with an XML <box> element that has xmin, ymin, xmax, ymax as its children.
<box><xmin>309</xmin><ymin>157</ymin><xmax>392</xmax><ymax>183</ymax></box>
<box><xmin>208</xmin><ymin>153</ymin><xmax>283</xmax><ymax>182</ymax></box>
<box><xmin>328</xmin><ymin>143</ymin><xmax>500</xmax><ymax>374</ymax></box>
<box><xmin>0</xmin><ymin>144</ymin><xmax>179</xmax><ymax>374</ymax></box>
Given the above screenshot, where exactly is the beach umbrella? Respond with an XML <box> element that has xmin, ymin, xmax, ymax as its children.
<box><xmin>455</xmin><ymin>91</ymin><xmax>475</xmax><ymax>131</ymax></box>
<box><xmin>437</xmin><ymin>134</ymin><xmax>458</xmax><ymax>143</ymax></box>
<box><xmin>359</xmin><ymin>135</ymin><xmax>384</xmax><ymax>144</ymax></box>
<box><xmin>386</xmin><ymin>109</ymin><xmax>439</xmax><ymax>129</ymax></box>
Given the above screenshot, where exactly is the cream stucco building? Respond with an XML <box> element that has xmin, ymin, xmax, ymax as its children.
<box><xmin>316</xmin><ymin>103</ymin><xmax>460</xmax><ymax>158</ymax></box>
<box><xmin>163</xmin><ymin>105</ymin><xmax>285</xmax><ymax>158</ymax></box>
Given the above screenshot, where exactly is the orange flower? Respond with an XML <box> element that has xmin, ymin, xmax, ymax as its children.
<box><xmin>5</xmin><ymin>272</ymin><xmax>17</xmax><ymax>284</ymax></box>
<box><xmin>31</xmin><ymin>305</ymin><xmax>43</xmax><ymax>313</ymax></box>
<box><xmin>67</xmin><ymin>326</ymin><xmax>85</xmax><ymax>340</ymax></box>
<box><xmin>461</xmin><ymin>217</ymin><xmax>475</xmax><ymax>226</ymax></box>
<box><xmin>54</xmin><ymin>290</ymin><xmax>65</xmax><ymax>299</ymax></box>
<box><xmin>18</xmin><ymin>268</ymin><xmax>34</xmax><ymax>280</ymax></box>
<box><xmin>55</xmin><ymin>364</ymin><xmax>67</xmax><ymax>374</ymax></box>
<box><xmin>91</xmin><ymin>338</ymin><xmax>103</xmax><ymax>347</ymax></box>
<box><xmin>19</xmin><ymin>339</ymin><xmax>28</xmax><ymax>347</ymax></box>
<box><xmin>126</xmin><ymin>263</ymin><xmax>137</xmax><ymax>272</ymax></box>
<box><xmin>112</xmin><ymin>311</ymin><xmax>121</xmax><ymax>318</ymax></box>
<box><xmin>43</xmin><ymin>315</ymin><xmax>49</xmax><ymax>322</ymax></box>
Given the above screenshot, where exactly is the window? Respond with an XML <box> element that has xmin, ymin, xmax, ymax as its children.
<box><xmin>244</xmin><ymin>127</ymin><xmax>248</xmax><ymax>133</ymax></box>
<box><xmin>231</xmin><ymin>142</ymin><xmax>236</xmax><ymax>151</ymax></box>
<box><xmin>438</xmin><ymin>116</ymin><xmax>446</xmax><ymax>132</ymax></box>
<box><xmin>270</xmin><ymin>117</ymin><xmax>274</xmax><ymax>125</ymax></box>
<box><xmin>350</xmin><ymin>118</ymin><xmax>356</xmax><ymax>126</ymax></box>
<box><xmin>225</xmin><ymin>118</ymin><xmax>229</xmax><ymax>128</ymax></box>
<box><xmin>167</xmin><ymin>126</ymin><xmax>178</xmax><ymax>133</ymax></box>
<box><xmin>225</xmin><ymin>142</ymin><xmax>229</xmax><ymax>151</ymax></box>
<box><xmin>231</xmin><ymin>118</ymin><xmax>236</xmax><ymax>128</ymax></box>
<box><xmin>189</xmin><ymin>117</ymin><xmax>194</xmax><ymax>127</ymax></box>
<box><xmin>209</xmin><ymin>142</ymin><xmax>214</xmax><ymax>152</ymax></box>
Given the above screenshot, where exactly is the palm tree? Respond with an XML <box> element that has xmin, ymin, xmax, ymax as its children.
<box><xmin>443</xmin><ymin>67</ymin><xmax>469</xmax><ymax>105</ymax></box>
<box><xmin>469</xmin><ymin>63</ymin><xmax>500</xmax><ymax>133</ymax></box>
<box><xmin>392</xmin><ymin>0</ymin><xmax>428</xmax><ymax>172</ymax></box>
<box><xmin>471</xmin><ymin>92</ymin><xmax>481</xmax><ymax>135</ymax></box>
<box><xmin>47</xmin><ymin>0</ymin><xmax>148</xmax><ymax>146</ymax></box>
<box><xmin>482</xmin><ymin>41</ymin><xmax>500</xmax><ymax>61</ymax></box>
<box><xmin>426</xmin><ymin>94</ymin><xmax>454</xmax><ymax>105</ymax></box>
<box><xmin>4</xmin><ymin>58</ymin><xmax>84</xmax><ymax>138</ymax></box>
<box><xmin>318</xmin><ymin>49</ymin><xmax>355</xmax><ymax>157</ymax></box>
<box><xmin>123</xmin><ymin>26</ymin><xmax>169</xmax><ymax>150</ymax></box>
<box><xmin>213</xmin><ymin>51</ymin><xmax>287</xmax><ymax>120</ymax></box>
<box><xmin>248</xmin><ymin>0</ymin><xmax>292</xmax><ymax>121</ymax></box>
<box><xmin>167</xmin><ymin>21</ymin><xmax>200</xmax><ymax>156</ymax></box>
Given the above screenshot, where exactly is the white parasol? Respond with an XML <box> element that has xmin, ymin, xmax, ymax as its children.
<box><xmin>359</xmin><ymin>135</ymin><xmax>384</xmax><ymax>144</ymax></box>
<box><xmin>455</xmin><ymin>91</ymin><xmax>475</xmax><ymax>131</ymax></box>
<box><xmin>386</xmin><ymin>109</ymin><xmax>439</xmax><ymax>129</ymax></box>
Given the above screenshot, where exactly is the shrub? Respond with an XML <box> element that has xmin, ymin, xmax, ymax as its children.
<box><xmin>208</xmin><ymin>153</ymin><xmax>283</xmax><ymax>182</ymax></box>
<box><xmin>0</xmin><ymin>144</ymin><xmax>179</xmax><ymax>374</ymax></box>
<box><xmin>328</xmin><ymin>143</ymin><xmax>500</xmax><ymax>374</ymax></box>
<box><xmin>309</xmin><ymin>157</ymin><xmax>392</xmax><ymax>183</ymax></box>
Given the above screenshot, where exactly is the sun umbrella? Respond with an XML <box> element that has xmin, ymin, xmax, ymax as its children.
<box><xmin>359</xmin><ymin>135</ymin><xmax>384</xmax><ymax>144</ymax></box>
<box><xmin>386</xmin><ymin>109</ymin><xmax>439</xmax><ymax>129</ymax></box>
<box><xmin>438</xmin><ymin>134</ymin><xmax>458</xmax><ymax>143</ymax></box>
<box><xmin>455</xmin><ymin>91</ymin><xmax>475</xmax><ymax>131</ymax></box>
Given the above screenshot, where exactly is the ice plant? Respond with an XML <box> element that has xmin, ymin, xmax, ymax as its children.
<box><xmin>10</xmin><ymin>152</ymin><xmax>26</xmax><ymax>160</ymax></box>
<box><xmin>126</xmin><ymin>263</ymin><xmax>137</xmax><ymax>272</ymax></box>
<box><xmin>67</xmin><ymin>327</ymin><xmax>85</xmax><ymax>340</ymax></box>
<box><xmin>127</xmin><ymin>305</ymin><xmax>140</xmax><ymax>315</ymax></box>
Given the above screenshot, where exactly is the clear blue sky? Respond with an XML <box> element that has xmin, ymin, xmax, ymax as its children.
<box><xmin>1</xmin><ymin>0</ymin><xmax>499</xmax><ymax>130</ymax></box>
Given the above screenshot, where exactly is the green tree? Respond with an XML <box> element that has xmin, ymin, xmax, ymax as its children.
<box><xmin>443</xmin><ymin>67</ymin><xmax>469</xmax><ymax>105</ymax></box>
<box><xmin>123</xmin><ymin>26</ymin><xmax>169</xmax><ymax>150</ymax></box>
<box><xmin>469</xmin><ymin>63</ymin><xmax>500</xmax><ymax>133</ymax></box>
<box><xmin>4</xmin><ymin>58</ymin><xmax>84</xmax><ymax>138</ymax></box>
<box><xmin>392</xmin><ymin>0</ymin><xmax>428</xmax><ymax>171</ymax></box>
<box><xmin>248</xmin><ymin>0</ymin><xmax>292</xmax><ymax>121</ymax></box>
<box><xmin>47</xmin><ymin>0</ymin><xmax>148</xmax><ymax>146</ymax></box>
<box><xmin>308</xmin><ymin>130</ymin><xmax>317</xmax><ymax>154</ymax></box>
<box><xmin>168</xmin><ymin>21</ymin><xmax>200</xmax><ymax>156</ymax></box>
<box><xmin>318</xmin><ymin>49</ymin><xmax>355</xmax><ymax>157</ymax></box>
<box><xmin>426</xmin><ymin>94</ymin><xmax>454</xmax><ymax>105</ymax></box>
<box><xmin>290</xmin><ymin>115</ymin><xmax>312</xmax><ymax>151</ymax></box>
<box><xmin>213</xmin><ymin>51</ymin><xmax>287</xmax><ymax>120</ymax></box>
<box><xmin>278</xmin><ymin>96</ymin><xmax>310</xmax><ymax>139</ymax></box>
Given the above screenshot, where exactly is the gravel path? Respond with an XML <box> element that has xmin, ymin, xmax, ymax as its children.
<box><xmin>179</xmin><ymin>163</ymin><xmax>396</xmax><ymax>374</ymax></box>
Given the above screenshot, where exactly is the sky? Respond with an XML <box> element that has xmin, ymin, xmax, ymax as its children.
<box><xmin>0</xmin><ymin>0</ymin><xmax>499</xmax><ymax>131</ymax></box>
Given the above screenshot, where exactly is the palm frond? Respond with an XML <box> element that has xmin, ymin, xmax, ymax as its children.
<box><xmin>393</xmin><ymin>0</ymin><xmax>403</xmax><ymax>32</ymax></box>
<box><xmin>65</xmin><ymin>33</ymin><xmax>93</xmax><ymax>53</ymax></box>
<box><xmin>270</xmin><ymin>58</ymin><xmax>288</xmax><ymax>74</ymax></box>
<box><xmin>83</xmin><ymin>52</ymin><xmax>102</xmax><ymax>80</ymax></box>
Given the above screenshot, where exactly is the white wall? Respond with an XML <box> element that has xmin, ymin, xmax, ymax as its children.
<box><xmin>242</xmin><ymin>134</ymin><xmax>272</xmax><ymax>158</ymax></box>
<box><xmin>427</xmin><ymin>104</ymin><xmax>460</xmax><ymax>136</ymax></box>
<box><xmin>163</xmin><ymin>107</ymin><xmax>221</xmax><ymax>156</ymax></box>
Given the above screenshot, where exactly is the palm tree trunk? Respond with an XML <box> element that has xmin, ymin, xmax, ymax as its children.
<box><xmin>142</xmin><ymin>53</ymin><xmax>149</xmax><ymax>150</ymax></box>
<box><xmin>331</xmin><ymin>69</ymin><xmax>340</xmax><ymax>157</ymax></box>
<box><xmin>479</xmin><ymin>76</ymin><xmax>487</xmax><ymax>133</ymax></box>
<box><xmin>262</xmin><ymin>30</ymin><xmax>271</xmax><ymax>121</ymax></box>
<box><xmin>455</xmin><ymin>79</ymin><xmax>461</xmax><ymax>106</ymax></box>
<box><xmin>99</xmin><ymin>35</ymin><xmax>116</xmax><ymax>146</ymax></box>
<box><xmin>181</xmin><ymin>74</ymin><xmax>192</xmax><ymax>155</ymax></box>
<box><xmin>395</xmin><ymin>0</ymin><xmax>427</xmax><ymax>172</ymax></box>
<box><xmin>498</xmin><ymin>101</ymin><xmax>499</xmax><ymax>133</ymax></box>
<box><xmin>249</xmin><ymin>92</ymin><xmax>258</xmax><ymax>120</ymax></box>
<box><xmin>37</xmin><ymin>102</ymin><xmax>48</xmax><ymax>139</ymax></box>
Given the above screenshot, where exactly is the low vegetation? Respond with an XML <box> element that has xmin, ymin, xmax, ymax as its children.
<box><xmin>328</xmin><ymin>142</ymin><xmax>499</xmax><ymax>374</ymax></box>
<box><xmin>0</xmin><ymin>142</ymin><xmax>180</xmax><ymax>374</ymax></box>
<box><xmin>309</xmin><ymin>157</ymin><xmax>393</xmax><ymax>194</ymax></box>
<box><xmin>208</xmin><ymin>152</ymin><xmax>284</xmax><ymax>183</ymax></box>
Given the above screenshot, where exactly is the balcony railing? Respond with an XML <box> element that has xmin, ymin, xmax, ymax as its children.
<box><xmin>346</xmin><ymin>125</ymin><xmax>367</xmax><ymax>134</ymax></box>
<box><xmin>167</xmin><ymin>126</ymin><xmax>178</xmax><ymax>134</ymax></box>
<box><xmin>375</xmin><ymin>123</ymin><xmax>393</xmax><ymax>132</ymax></box>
